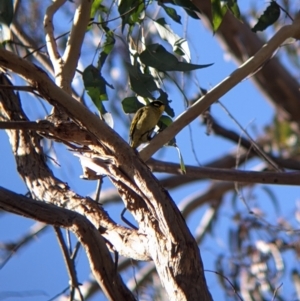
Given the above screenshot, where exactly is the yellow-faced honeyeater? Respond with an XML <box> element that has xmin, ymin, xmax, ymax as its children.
<box><xmin>129</xmin><ymin>101</ymin><xmax>165</xmax><ymax>149</ymax></box>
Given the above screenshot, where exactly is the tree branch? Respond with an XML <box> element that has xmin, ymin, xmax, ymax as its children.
<box><xmin>139</xmin><ymin>15</ymin><xmax>300</xmax><ymax>160</ymax></box>
<box><xmin>0</xmin><ymin>50</ymin><xmax>214</xmax><ymax>300</ymax></box>
<box><xmin>54</xmin><ymin>227</ymin><xmax>84</xmax><ymax>301</ymax></box>
<box><xmin>62</xmin><ymin>0</ymin><xmax>92</xmax><ymax>87</ymax></box>
<box><xmin>0</xmin><ymin>186</ymin><xmax>136</xmax><ymax>301</ymax></box>
<box><xmin>0</xmin><ymin>222</ymin><xmax>48</xmax><ymax>269</ymax></box>
<box><xmin>193</xmin><ymin>0</ymin><xmax>300</xmax><ymax>128</ymax></box>
<box><xmin>0</xmin><ymin>73</ymin><xmax>150</xmax><ymax>262</ymax></box>
<box><xmin>11</xmin><ymin>22</ymin><xmax>54</xmax><ymax>76</ymax></box>
<box><xmin>149</xmin><ymin>159</ymin><xmax>300</xmax><ymax>186</ymax></box>
<box><xmin>44</xmin><ymin>0</ymin><xmax>66</xmax><ymax>75</ymax></box>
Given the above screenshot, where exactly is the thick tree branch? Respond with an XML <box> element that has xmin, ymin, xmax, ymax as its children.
<box><xmin>0</xmin><ymin>187</ymin><xmax>136</xmax><ymax>301</ymax></box>
<box><xmin>0</xmin><ymin>66</ymin><xmax>213</xmax><ymax>299</ymax></box>
<box><xmin>0</xmin><ymin>73</ymin><xmax>150</xmax><ymax>262</ymax></box>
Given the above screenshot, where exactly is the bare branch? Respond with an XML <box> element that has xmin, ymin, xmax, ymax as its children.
<box><xmin>62</xmin><ymin>0</ymin><xmax>92</xmax><ymax>88</ymax></box>
<box><xmin>44</xmin><ymin>0</ymin><xmax>92</xmax><ymax>95</ymax></box>
<box><xmin>54</xmin><ymin>227</ymin><xmax>84</xmax><ymax>301</ymax></box>
<box><xmin>0</xmin><ymin>51</ymin><xmax>214</xmax><ymax>300</ymax></box>
<box><xmin>0</xmin><ymin>73</ymin><xmax>150</xmax><ymax>262</ymax></box>
<box><xmin>11</xmin><ymin>22</ymin><xmax>54</xmax><ymax>76</ymax></box>
<box><xmin>0</xmin><ymin>222</ymin><xmax>47</xmax><ymax>269</ymax></box>
<box><xmin>149</xmin><ymin>159</ymin><xmax>300</xmax><ymax>186</ymax></box>
<box><xmin>44</xmin><ymin>0</ymin><xmax>66</xmax><ymax>75</ymax></box>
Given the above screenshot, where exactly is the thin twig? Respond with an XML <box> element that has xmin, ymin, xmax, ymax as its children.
<box><xmin>272</xmin><ymin>282</ymin><xmax>283</xmax><ymax>301</ymax></box>
<box><xmin>25</xmin><ymin>3</ymin><xmax>140</xmax><ymax>60</ymax></box>
<box><xmin>0</xmin><ymin>222</ymin><xmax>48</xmax><ymax>270</ymax></box>
<box><xmin>95</xmin><ymin>177</ymin><xmax>104</xmax><ymax>203</ymax></box>
<box><xmin>47</xmin><ymin>286</ymin><xmax>69</xmax><ymax>301</ymax></box>
<box><xmin>54</xmin><ymin>227</ymin><xmax>84</xmax><ymax>301</ymax></box>
<box><xmin>204</xmin><ymin>269</ymin><xmax>243</xmax><ymax>301</ymax></box>
<box><xmin>217</xmin><ymin>100</ymin><xmax>282</xmax><ymax>171</ymax></box>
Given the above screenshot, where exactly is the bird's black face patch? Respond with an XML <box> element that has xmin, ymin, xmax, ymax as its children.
<box><xmin>151</xmin><ymin>101</ymin><xmax>164</xmax><ymax>107</ymax></box>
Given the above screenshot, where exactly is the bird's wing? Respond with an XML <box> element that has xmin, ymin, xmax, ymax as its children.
<box><xmin>129</xmin><ymin>108</ymin><xmax>145</xmax><ymax>140</ymax></box>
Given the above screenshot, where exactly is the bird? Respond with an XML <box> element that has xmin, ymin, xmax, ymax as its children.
<box><xmin>129</xmin><ymin>100</ymin><xmax>165</xmax><ymax>149</ymax></box>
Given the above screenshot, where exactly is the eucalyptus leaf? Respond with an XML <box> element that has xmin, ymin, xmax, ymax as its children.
<box><xmin>252</xmin><ymin>1</ymin><xmax>280</xmax><ymax>33</ymax></box>
<box><xmin>159</xmin><ymin>115</ymin><xmax>173</xmax><ymax>127</ymax></box>
<box><xmin>211</xmin><ymin>0</ymin><xmax>228</xmax><ymax>33</ymax></box>
<box><xmin>157</xmin><ymin>89</ymin><xmax>175</xmax><ymax>117</ymax></box>
<box><xmin>172</xmin><ymin>0</ymin><xmax>200</xmax><ymax>19</ymax></box>
<box><xmin>118</xmin><ymin>0</ymin><xmax>145</xmax><ymax>31</ymax></box>
<box><xmin>158</xmin><ymin>3</ymin><xmax>181</xmax><ymax>24</ymax></box>
<box><xmin>155</xmin><ymin>18</ymin><xmax>190</xmax><ymax>62</ymax></box>
<box><xmin>83</xmin><ymin>65</ymin><xmax>113</xmax><ymax>117</ymax></box>
<box><xmin>226</xmin><ymin>0</ymin><xmax>240</xmax><ymax>20</ymax></box>
<box><xmin>122</xmin><ymin>96</ymin><xmax>144</xmax><ymax>113</ymax></box>
<box><xmin>140</xmin><ymin>44</ymin><xmax>213</xmax><ymax>72</ymax></box>
<box><xmin>98</xmin><ymin>29</ymin><xmax>115</xmax><ymax>69</ymax></box>
<box><xmin>125</xmin><ymin>62</ymin><xmax>158</xmax><ymax>98</ymax></box>
<box><xmin>176</xmin><ymin>145</ymin><xmax>186</xmax><ymax>174</ymax></box>
<box><xmin>0</xmin><ymin>0</ymin><xmax>13</xmax><ymax>26</ymax></box>
<box><xmin>91</xmin><ymin>0</ymin><xmax>106</xmax><ymax>18</ymax></box>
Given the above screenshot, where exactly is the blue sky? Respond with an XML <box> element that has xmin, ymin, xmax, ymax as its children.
<box><xmin>1</xmin><ymin>1</ymin><xmax>300</xmax><ymax>300</ymax></box>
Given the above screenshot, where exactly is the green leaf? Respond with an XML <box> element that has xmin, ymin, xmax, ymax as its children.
<box><xmin>158</xmin><ymin>3</ymin><xmax>181</xmax><ymax>24</ymax></box>
<box><xmin>140</xmin><ymin>44</ymin><xmax>178</xmax><ymax>70</ymax></box>
<box><xmin>121</xmin><ymin>96</ymin><xmax>144</xmax><ymax>113</ymax></box>
<box><xmin>252</xmin><ymin>1</ymin><xmax>280</xmax><ymax>33</ymax></box>
<box><xmin>98</xmin><ymin>28</ymin><xmax>115</xmax><ymax>69</ymax></box>
<box><xmin>176</xmin><ymin>61</ymin><xmax>214</xmax><ymax>72</ymax></box>
<box><xmin>91</xmin><ymin>0</ymin><xmax>104</xmax><ymax>18</ymax></box>
<box><xmin>225</xmin><ymin>0</ymin><xmax>240</xmax><ymax>20</ymax></box>
<box><xmin>174</xmin><ymin>38</ymin><xmax>187</xmax><ymax>57</ymax></box>
<box><xmin>83</xmin><ymin>65</ymin><xmax>113</xmax><ymax>114</ymax></box>
<box><xmin>157</xmin><ymin>115</ymin><xmax>177</xmax><ymax>147</ymax></box>
<box><xmin>157</xmin><ymin>89</ymin><xmax>175</xmax><ymax>117</ymax></box>
<box><xmin>118</xmin><ymin>0</ymin><xmax>145</xmax><ymax>31</ymax></box>
<box><xmin>172</xmin><ymin>0</ymin><xmax>200</xmax><ymax>19</ymax></box>
<box><xmin>159</xmin><ymin>115</ymin><xmax>173</xmax><ymax>127</ymax></box>
<box><xmin>154</xmin><ymin>18</ymin><xmax>190</xmax><ymax>62</ymax></box>
<box><xmin>140</xmin><ymin>44</ymin><xmax>213</xmax><ymax>72</ymax></box>
<box><xmin>211</xmin><ymin>0</ymin><xmax>228</xmax><ymax>33</ymax></box>
<box><xmin>175</xmin><ymin>145</ymin><xmax>186</xmax><ymax>174</ymax></box>
<box><xmin>88</xmin><ymin>0</ymin><xmax>108</xmax><ymax>30</ymax></box>
<box><xmin>0</xmin><ymin>0</ymin><xmax>13</xmax><ymax>26</ymax></box>
<box><xmin>125</xmin><ymin>62</ymin><xmax>158</xmax><ymax>98</ymax></box>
